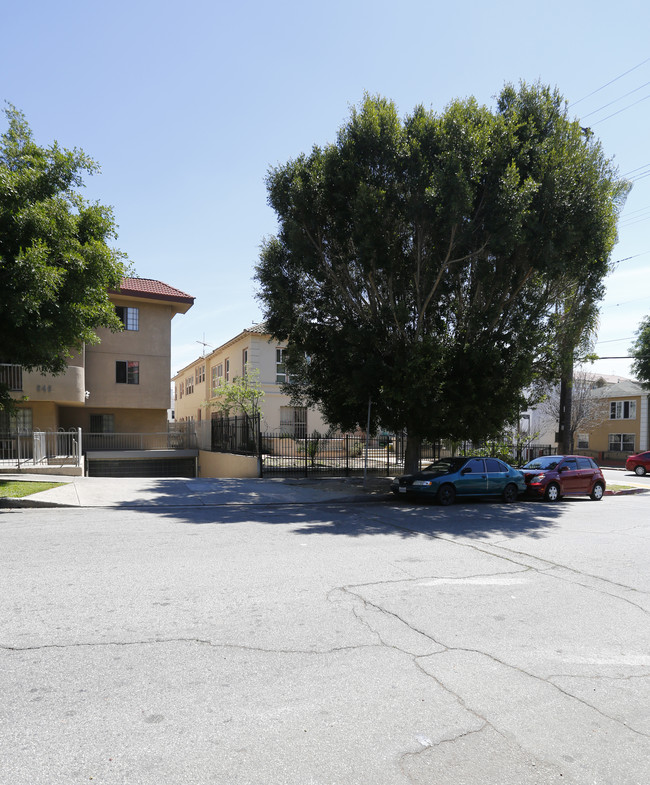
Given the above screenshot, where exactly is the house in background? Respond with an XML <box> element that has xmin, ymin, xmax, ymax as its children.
<box><xmin>577</xmin><ymin>377</ymin><xmax>649</xmax><ymax>458</ymax></box>
<box><xmin>519</xmin><ymin>373</ymin><xmax>649</xmax><ymax>463</ymax></box>
<box><xmin>172</xmin><ymin>323</ymin><xmax>328</xmax><ymax>436</ymax></box>
<box><xmin>2</xmin><ymin>278</ymin><xmax>195</xmax><ymax>475</ymax></box>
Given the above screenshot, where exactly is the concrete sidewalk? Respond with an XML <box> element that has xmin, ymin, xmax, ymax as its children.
<box><xmin>0</xmin><ymin>474</ymin><xmax>391</xmax><ymax>508</ymax></box>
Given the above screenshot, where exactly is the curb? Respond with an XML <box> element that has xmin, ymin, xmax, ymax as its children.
<box><xmin>604</xmin><ymin>488</ymin><xmax>649</xmax><ymax>496</ymax></box>
<box><xmin>0</xmin><ymin>498</ymin><xmax>70</xmax><ymax>508</ymax></box>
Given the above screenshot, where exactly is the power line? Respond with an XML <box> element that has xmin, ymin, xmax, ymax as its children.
<box><xmin>621</xmin><ymin>164</ymin><xmax>650</xmax><ymax>178</ymax></box>
<box><xmin>580</xmin><ymin>80</ymin><xmax>650</xmax><ymax>119</ymax></box>
<box><xmin>591</xmin><ymin>92</ymin><xmax>650</xmax><ymax>126</ymax></box>
<box><xmin>571</xmin><ymin>57</ymin><xmax>650</xmax><ymax>107</ymax></box>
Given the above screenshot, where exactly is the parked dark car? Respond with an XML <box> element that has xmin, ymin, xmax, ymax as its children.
<box><xmin>625</xmin><ymin>451</ymin><xmax>650</xmax><ymax>476</ymax></box>
<box><xmin>520</xmin><ymin>455</ymin><xmax>605</xmax><ymax>501</ymax></box>
<box><xmin>391</xmin><ymin>456</ymin><xmax>526</xmax><ymax>505</ymax></box>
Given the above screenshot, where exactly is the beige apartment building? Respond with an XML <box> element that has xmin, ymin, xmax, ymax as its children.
<box><xmin>2</xmin><ymin>278</ymin><xmax>194</xmax><ymax>434</ymax></box>
<box><xmin>578</xmin><ymin>378</ymin><xmax>649</xmax><ymax>456</ymax></box>
<box><xmin>173</xmin><ymin>324</ymin><xmax>328</xmax><ymax>435</ymax></box>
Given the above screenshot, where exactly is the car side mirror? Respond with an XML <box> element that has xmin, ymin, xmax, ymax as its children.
<box><xmin>558</xmin><ymin>466</ymin><xmax>567</xmax><ymax>473</ymax></box>
<box><xmin>461</xmin><ymin>467</ymin><xmax>471</xmax><ymax>474</ymax></box>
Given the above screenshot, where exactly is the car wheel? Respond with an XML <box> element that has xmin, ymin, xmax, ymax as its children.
<box><xmin>437</xmin><ymin>483</ymin><xmax>456</xmax><ymax>506</ymax></box>
<box><xmin>544</xmin><ymin>482</ymin><xmax>560</xmax><ymax>502</ymax></box>
<box><xmin>635</xmin><ymin>465</ymin><xmax>646</xmax><ymax>477</ymax></box>
<box><xmin>590</xmin><ymin>482</ymin><xmax>605</xmax><ymax>501</ymax></box>
<box><xmin>502</xmin><ymin>483</ymin><xmax>518</xmax><ymax>503</ymax></box>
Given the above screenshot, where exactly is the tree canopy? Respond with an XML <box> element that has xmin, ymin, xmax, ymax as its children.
<box><xmin>0</xmin><ymin>105</ymin><xmax>128</xmax><ymax>411</ymax></box>
<box><xmin>255</xmin><ymin>85</ymin><xmax>628</xmax><ymax>470</ymax></box>
<box><xmin>630</xmin><ymin>316</ymin><xmax>650</xmax><ymax>387</ymax></box>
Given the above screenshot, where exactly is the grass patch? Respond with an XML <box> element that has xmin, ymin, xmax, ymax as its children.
<box><xmin>607</xmin><ymin>484</ymin><xmax>635</xmax><ymax>492</ymax></box>
<box><xmin>0</xmin><ymin>480</ymin><xmax>64</xmax><ymax>498</ymax></box>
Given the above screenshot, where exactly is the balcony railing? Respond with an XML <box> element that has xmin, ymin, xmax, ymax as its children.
<box><xmin>0</xmin><ymin>364</ymin><xmax>23</xmax><ymax>391</ymax></box>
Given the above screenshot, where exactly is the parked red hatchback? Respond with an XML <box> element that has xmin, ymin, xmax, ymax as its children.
<box><xmin>521</xmin><ymin>455</ymin><xmax>606</xmax><ymax>501</ymax></box>
<box><xmin>625</xmin><ymin>451</ymin><xmax>650</xmax><ymax>476</ymax></box>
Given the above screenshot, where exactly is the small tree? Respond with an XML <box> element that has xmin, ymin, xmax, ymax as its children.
<box><xmin>540</xmin><ymin>372</ymin><xmax>608</xmax><ymax>452</ymax></box>
<box><xmin>207</xmin><ymin>365</ymin><xmax>265</xmax><ymax>431</ymax></box>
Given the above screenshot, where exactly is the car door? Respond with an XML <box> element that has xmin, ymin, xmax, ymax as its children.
<box><xmin>576</xmin><ymin>456</ymin><xmax>598</xmax><ymax>492</ymax></box>
<box><xmin>558</xmin><ymin>457</ymin><xmax>581</xmax><ymax>493</ymax></box>
<box><xmin>456</xmin><ymin>458</ymin><xmax>488</xmax><ymax>496</ymax></box>
<box><xmin>486</xmin><ymin>458</ymin><xmax>509</xmax><ymax>495</ymax></box>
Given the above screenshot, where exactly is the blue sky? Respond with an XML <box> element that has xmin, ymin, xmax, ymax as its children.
<box><xmin>2</xmin><ymin>0</ymin><xmax>649</xmax><ymax>379</ymax></box>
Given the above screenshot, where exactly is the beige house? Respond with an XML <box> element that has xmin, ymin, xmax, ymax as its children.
<box><xmin>173</xmin><ymin>324</ymin><xmax>328</xmax><ymax>435</ymax></box>
<box><xmin>3</xmin><ymin>278</ymin><xmax>194</xmax><ymax>434</ymax></box>
<box><xmin>578</xmin><ymin>378</ymin><xmax>649</xmax><ymax>457</ymax></box>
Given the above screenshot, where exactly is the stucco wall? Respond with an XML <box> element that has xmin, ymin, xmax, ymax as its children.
<box><xmin>59</xmin><ymin>407</ymin><xmax>167</xmax><ymax>433</ymax></box>
<box><xmin>198</xmin><ymin>449</ymin><xmax>259</xmax><ymax>478</ymax></box>
<box><xmin>86</xmin><ymin>300</ymin><xmax>172</xmax><ymax>409</ymax></box>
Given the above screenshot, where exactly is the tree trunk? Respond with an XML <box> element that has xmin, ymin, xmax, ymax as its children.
<box><xmin>404</xmin><ymin>433</ymin><xmax>422</xmax><ymax>475</ymax></box>
<box><xmin>558</xmin><ymin>357</ymin><xmax>574</xmax><ymax>454</ymax></box>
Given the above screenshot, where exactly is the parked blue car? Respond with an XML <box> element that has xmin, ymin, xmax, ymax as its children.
<box><xmin>391</xmin><ymin>456</ymin><xmax>526</xmax><ymax>505</ymax></box>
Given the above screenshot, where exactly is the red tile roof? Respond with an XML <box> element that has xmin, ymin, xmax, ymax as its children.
<box><xmin>111</xmin><ymin>277</ymin><xmax>195</xmax><ymax>305</ymax></box>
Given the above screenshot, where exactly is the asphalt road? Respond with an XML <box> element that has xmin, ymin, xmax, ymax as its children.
<box><xmin>1</xmin><ymin>492</ymin><xmax>649</xmax><ymax>784</ymax></box>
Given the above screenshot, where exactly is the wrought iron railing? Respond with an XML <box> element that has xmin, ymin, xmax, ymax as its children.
<box><xmin>0</xmin><ymin>429</ymin><xmax>82</xmax><ymax>468</ymax></box>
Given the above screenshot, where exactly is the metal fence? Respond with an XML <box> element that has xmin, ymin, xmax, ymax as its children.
<box><xmin>0</xmin><ymin>429</ymin><xmax>82</xmax><ymax>468</ymax></box>
<box><xmin>210</xmin><ymin>415</ymin><xmax>260</xmax><ymax>455</ymax></box>
<box><xmin>259</xmin><ymin>433</ymin><xmax>557</xmax><ymax>478</ymax></box>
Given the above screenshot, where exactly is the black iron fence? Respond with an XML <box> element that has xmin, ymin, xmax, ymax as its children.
<box><xmin>259</xmin><ymin>433</ymin><xmax>556</xmax><ymax>478</ymax></box>
<box><xmin>261</xmin><ymin>433</ymin><xmax>396</xmax><ymax>477</ymax></box>
<box><xmin>200</xmin><ymin>416</ymin><xmax>557</xmax><ymax>477</ymax></box>
<box><xmin>211</xmin><ymin>415</ymin><xmax>260</xmax><ymax>455</ymax></box>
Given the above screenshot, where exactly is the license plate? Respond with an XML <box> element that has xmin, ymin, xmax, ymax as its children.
<box><xmin>399</xmin><ymin>487</ymin><xmax>406</xmax><ymax>493</ymax></box>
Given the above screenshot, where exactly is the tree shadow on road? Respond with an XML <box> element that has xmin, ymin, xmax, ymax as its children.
<box><xmin>107</xmin><ymin>477</ymin><xmax>573</xmax><ymax>541</ymax></box>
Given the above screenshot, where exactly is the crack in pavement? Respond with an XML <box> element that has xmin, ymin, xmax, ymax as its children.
<box><xmin>334</xmin><ymin>583</ymin><xmax>650</xmax><ymax>742</ymax></box>
<box><xmin>0</xmin><ymin>638</ymin><xmax>383</xmax><ymax>656</ymax></box>
<box><xmin>363</xmin><ymin>508</ymin><xmax>650</xmax><ymax>614</ymax></box>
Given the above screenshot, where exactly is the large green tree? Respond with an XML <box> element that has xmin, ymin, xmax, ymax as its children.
<box><xmin>256</xmin><ymin>85</ymin><xmax>627</xmax><ymax>471</ymax></box>
<box><xmin>630</xmin><ymin>316</ymin><xmax>650</xmax><ymax>386</ymax></box>
<box><xmin>0</xmin><ymin>105</ymin><xmax>128</xmax><ymax>412</ymax></box>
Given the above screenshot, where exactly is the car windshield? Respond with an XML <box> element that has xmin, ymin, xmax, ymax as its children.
<box><xmin>422</xmin><ymin>458</ymin><xmax>469</xmax><ymax>475</ymax></box>
<box><xmin>523</xmin><ymin>456</ymin><xmax>563</xmax><ymax>471</ymax></box>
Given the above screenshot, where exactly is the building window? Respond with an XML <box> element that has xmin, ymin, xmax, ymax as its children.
<box><xmin>211</xmin><ymin>364</ymin><xmax>223</xmax><ymax>395</ymax></box>
<box><xmin>185</xmin><ymin>375</ymin><xmax>194</xmax><ymax>395</ymax></box>
<box><xmin>90</xmin><ymin>414</ymin><xmax>114</xmax><ymax>433</ymax></box>
<box><xmin>280</xmin><ymin>406</ymin><xmax>307</xmax><ymax>438</ymax></box>
<box><xmin>178</xmin><ymin>381</ymin><xmax>184</xmax><ymax>398</ymax></box>
<box><xmin>225</xmin><ymin>358</ymin><xmax>230</xmax><ymax>382</ymax></box>
<box><xmin>196</xmin><ymin>364</ymin><xmax>205</xmax><ymax>383</ymax></box>
<box><xmin>276</xmin><ymin>348</ymin><xmax>287</xmax><ymax>383</ymax></box>
<box><xmin>0</xmin><ymin>408</ymin><xmax>32</xmax><ymax>434</ymax></box>
<box><xmin>116</xmin><ymin>361</ymin><xmax>139</xmax><ymax>384</ymax></box>
<box><xmin>577</xmin><ymin>433</ymin><xmax>589</xmax><ymax>449</ymax></box>
<box><xmin>115</xmin><ymin>306</ymin><xmax>139</xmax><ymax>331</ymax></box>
<box><xmin>242</xmin><ymin>348</ymin><xmax>249</xmax><ymax>373</ymax></box>
<box><xmin>610</xmin><ymin>400</ymin><xmax>636</xmax><ymax>420</ymax></box>
<box><xmin>609</xmin><ymin>433</ymin><xmax>635</xmax><ymax>452</ymax></box>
